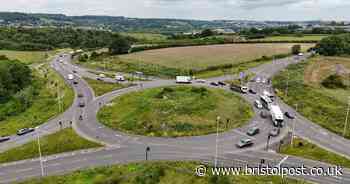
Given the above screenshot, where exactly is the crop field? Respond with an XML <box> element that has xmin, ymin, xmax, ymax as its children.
<box><xmin>121</xmin><ymin>32</ymin><xmax>168</xmax><ymax>43</ymax></box>
<box><xmin>254</xmin><ymin>35</ymin><xmax>327</xmax><ymax>42</ymax></box>
<box><xmin>119</xmin><ymin>43</ymin><xmax>314</xmax><ymax>70</ymax></box>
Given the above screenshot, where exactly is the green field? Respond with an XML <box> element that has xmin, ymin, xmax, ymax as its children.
<box><xmin>98</xmin><ymin>86</ymin><xmax>253</xmax><ymax>137</ymax></box>
<box><xmin>0</xmin><ymin>50</ymin><xmax>54</xmax><ymax>65</ymax></box>
<box><xmin>273</xmin><ymin>56</ymin><xmax>350</xmax><ymax>139</ymax></box>
<box><xmin>18</xmin><ymin>161</ymin><xmax>308</xmax><ymax>184</ymax></box>
<box><xmin>280</xmin><ymin>138</ymin><xmax>350</xmax><ymax>168</ymax></box>
<box><xmin>254</xmin><ymin>35</ymin><xmax>328</xmax><ymax>42</ymax></box>
<box><xmin>0</xmin><ymin>128</ymin><xmax>101</xmax><ymax>164</ymax></box>
<box><xmin>121</xmin><ymin>32</ymin><xmax>169</xmax><ymax>43</ymax></box>
<box><xmin>84</xmin><ymin>77</ymin><xmax>133</xmax><ymax>96</ymax></box>
<box><xmin>0</xmin><ymin>64</ymin><xmax>75</xmax><ymax>136</ymax></box>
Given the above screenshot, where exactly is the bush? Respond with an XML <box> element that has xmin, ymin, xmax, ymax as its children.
<box><xmin>321</xmin><ymin>74</ymin><xmax>347</xmax><ymax>89</ymax></box>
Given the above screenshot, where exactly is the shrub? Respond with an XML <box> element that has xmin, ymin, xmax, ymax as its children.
<box><xmin>321</xmin><ymin>74</ymin><xmax>347</xmax><ymax>89</ymax></box>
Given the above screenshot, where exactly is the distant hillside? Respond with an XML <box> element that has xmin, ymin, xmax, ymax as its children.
<box><xmin>0</xmin><ymin>12</ymin><xmax>331</xmax><ymax>33</ymax></box>
<box><xmin>0</xmin><ymin>12</ymin><xmax>232</xmax><ymax>33</ymax></box>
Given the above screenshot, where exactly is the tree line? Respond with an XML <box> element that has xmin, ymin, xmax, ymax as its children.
<box><xmin>0</xmin><ymin>27</ymin><xmax>135</xmax><ymax>51</ymax></box>
<box><xmin>0</xmin><ymin>57</ymin><xmax>32</xmax><ymax>103</ymax></box>
<box><xmin>316</xmin><ymin>33</ymin><xmax>350</xmax><ymax>56</ymax></box>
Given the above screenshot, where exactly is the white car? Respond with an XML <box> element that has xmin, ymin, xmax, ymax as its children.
<box><xmin>298</xmin><ymin>53</ymin><xmax>304</xmax><ymax>56</ymax></box>
<box><xmin>254</xmin><ymin>100</ymin><xmax>263</xmax><ymax>109</ymax></box>
<box><xmin>256</xmin><ymin>78</ymin><xmax>261</xmax><ymax>83</ymax></box>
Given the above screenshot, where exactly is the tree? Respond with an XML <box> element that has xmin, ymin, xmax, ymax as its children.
<box><xmin>200</xmin><ymin>29</ymin><xmax>215</xmax><ymax>38</ymax></box>
<box><xmin>316</xmin><ymin>34</ymin><xmax>350</xmax><ymax>56</ymax></box>
<box><xmin>291</xmin><ymin>44</ymin><xmax>302</xmax><ymax>55</ymax></box>
<box><xmin>108</xmin><ymin>35</ymin><xmax>132</xmax><ymax>55</ymax></box>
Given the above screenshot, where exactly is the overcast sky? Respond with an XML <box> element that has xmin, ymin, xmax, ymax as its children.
<box><xmin>1</xmin><ymin>0</ymin><xmax>350</xmax><ymax>21</ymax></box>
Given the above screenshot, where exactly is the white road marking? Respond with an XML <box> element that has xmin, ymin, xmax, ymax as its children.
<box><xmin>276</xmin><ymin>156</ymin><xmax>289</xmax><ymax>167</ymax></box>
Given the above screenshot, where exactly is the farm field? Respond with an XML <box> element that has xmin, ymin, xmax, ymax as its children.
<box><xmin>98</xmin><ymin>86</ymin><xmax>253</xmax><ymax>137</ymax></box>
<box><xmin>273</xmin><ymin>56</ymin><xmax>350</xmax><ymax>139</ymax></box>
<box><xmin>119</xmin><ymin>43</ymin><xmax>314</xmax><ymax>69</ymax></box>
<box><xmin>18</xmin><ymin>161</ymin><xmax>309</xmax><ymax>184</ymax></box>
<box><xmin>253</xmin><ymin>35</ymin><xmax>328</xmax><ymax>42</ymax></box>
<box><xmin>121</xmin><ymin>32</ymin><xmax>169</xmax><ymax>43</ymax></box>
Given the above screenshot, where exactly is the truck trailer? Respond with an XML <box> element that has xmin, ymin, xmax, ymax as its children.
<box><xmin>270</xmin><ymin>105</ymin><xmax>284</xmax><ymax>127</ymax></box>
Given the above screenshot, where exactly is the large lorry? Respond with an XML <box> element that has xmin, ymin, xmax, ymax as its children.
<box><xmin>270</xmin><ymin>105</ymin><xmax>284</xmax><ymax>127</ymax></box>
<box><xmin>176</xmin><ymin>76</ymin><xmax>192</xmax><ymax>84</ymax></box>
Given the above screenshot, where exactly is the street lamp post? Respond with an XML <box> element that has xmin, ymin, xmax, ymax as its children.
<box><xmin>343</xmin><ymin>97</ymin><xmax>350</xmax><ymax>137</ymax></box>
<box><xmin>215</xmin><ymin>116</ymin><xmax>221</xmax><ymax>168</ymax></box>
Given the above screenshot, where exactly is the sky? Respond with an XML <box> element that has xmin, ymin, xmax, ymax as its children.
<box><xmin>1</xmin><ymin>0</ymin><xmax>350</xmax><ymax>21</ymax></box>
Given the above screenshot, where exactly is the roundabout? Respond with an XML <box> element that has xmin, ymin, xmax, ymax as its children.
<box><xmin>97</xmin><ymin>86</ymin><xmax>254</xmax><ymax>137</ymax></box>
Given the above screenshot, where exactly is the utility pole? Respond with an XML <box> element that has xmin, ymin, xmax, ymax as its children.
<box><xmin>215</xmin><ymin>116</ymin><xmax>220</xmax><ymax>168</ymax></box>
<box><xmin>343</xmin><ymin>97</ymin><xmax>350</xmax><ymax>137</ymax></box>
<box><xmin>291</xmin><ymin>103</ymin><xmax>298</xmax><ymax>147</ymax></box>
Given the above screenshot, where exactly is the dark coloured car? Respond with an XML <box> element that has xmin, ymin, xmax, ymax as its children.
<box><xmin>210</xmin><ymin>82</ymin><xmax>219</xmax><ymax>86</ymax></box>
<box><xmin>249</xmin><ymin>89</ymin><xmax>257</xmax><ymax>94</ymax></box>
<box><xmin>72</xmin><ymin>70</ymin><xmax>77</xmax><ymax>73</ymax></box>
<box><xmin>236</xmin><ymin>138</ymin><xmax>254</xmax><ymax>148</ymax></box>
<box><xmin>218</xmin><ymin>81</ymin><xmax>226</xmax><ymax>86</ymax></box>
<box><xmin>78</xmin><ymin>102</ymin><xmax>85</xmax><ymax>108</ymax></box>
<box><xmin>285</xmin><ymin>112</ymin><xmax>295</xmax><ymax>119</ymax></box>
<box><xmin>269</xmin><ymin>128</ymin><xmax>280</xmax><ymax>137</ymax></box>
<box><xmin>17</xmin><ymin>128</ymin><xmax>35</xmax><ymax>136</ymax></box>
<box><xmin>260</xmin><ymin>111</ymin><xmax>269</xmax><ymax>119</ymax></box>
<box><xmin>73</xmin><ymin>81</ymin><xmax>78</xmax><ymax>85</ymax></box>
<box><xmin>78</xmin><ymin>93</ymin><xmax>84</xmax><ymax>98</ymax></box>
<box><xmin>97</xmin><ymin>77</ymin><xmax>102</xmax><ymax>81</ymax></box>
<box><xmin>247</xmin><ymin>127</ymin><xmax>260</xmax><ymax>136</ymax></box>
<box><xmin>0</xmin><ymin>136</ymin><xmax>10</xmax><ymax>143</ymax></box>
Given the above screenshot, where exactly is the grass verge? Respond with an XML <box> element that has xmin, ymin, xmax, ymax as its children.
<box><xmin>272</xmin><ymin>57</ymin><xmax>350</xmax><ymax>139</ymax></box>
<box><xmin>98</xmin><ymin>86</ymin><xmax>253</xmax><ymax>137</ymax></box>
<box><xmin>0</xmin><ymin>64</ymin><xmax>74</xmax><ymax>136</ymax></box>
<box><xmin>84</xmin><ymin>77</ymin><xmax>134</xmax><ymax>96</ymax></box>
<box><xmin>0</xmin><ymin>128</ymin><xmax>101</xmax><ymax>164</ymax></box>
<box><xmin>280</xmin><ymin>138</ymin><xmax>350</xmax><ymax>168</ymax></box>
<box><xmin>18</xmin><ymin>161</ymin><xmax>309</xmax><ymax>184</ymax></box>
<box><xmin>0</xmin><ymin>50</ymin><xmax>55</xmax><ymax>65</ymax></box>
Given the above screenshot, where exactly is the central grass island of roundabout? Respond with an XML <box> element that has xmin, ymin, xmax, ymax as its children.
<box><xmin>97</xmin><ymin>86</ymin><xmax>254</xmax><ymax>137</ymax></box>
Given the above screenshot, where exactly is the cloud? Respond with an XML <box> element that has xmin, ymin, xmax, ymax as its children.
<box><xmin>0</xmin><ymin>0</ymin><xmax>349</xmax><ymax>21</ymax></box>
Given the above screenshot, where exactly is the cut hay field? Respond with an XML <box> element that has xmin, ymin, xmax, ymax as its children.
<box><xmin>119</xmin><ymin>43</ymin><xmax>314</xmax><ymax>69</ymax></box>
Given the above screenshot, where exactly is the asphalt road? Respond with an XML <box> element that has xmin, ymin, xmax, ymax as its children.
<box><xmin>0</xmin><ymin>53</ymin><xmax>349</xmax><ymax>183</ymax></box>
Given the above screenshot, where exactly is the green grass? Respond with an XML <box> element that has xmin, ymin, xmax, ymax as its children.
<box><xmin>254</xmin><ymin>35</ymin><xmax>328</xmax><ymax>42</ymax></box>
<box><xmin>121</xmin><ymin>32</ymin><xmax>169</xmax><ymax>43</ymax></box>
<box><xmin>84</xmin><ymin>77</ymin><xmax>133</xmax><ymax>96</ymax></box>
<box><xmin>0</xmin><ymin>128</ymin><xmax>101</xmax><ymax>164</ymax></box>
<box><xmin>18</xmin><ymin>161</ymin><xmax>308</xmax><ymax>184</ymax></box>
<box><xmin>280</xmin><ymin>138</ymin><xmax>350</xmax><ymax>168</ymax></box>
<box><xmin>0</xmin><ymin>50</ymin><xmax>55</xmax><ymax>65</ymax></box>
<box><xmin>98</xmin><ymin>86</ymin><xmax>253</xmax><ymax>137</ymax></box>
<box><xmin>272</xmin><ymin>57</ymin><xmax>350</xmax><ymax>139</ymax></box>
<box><xmin>0</xmin><ymin>64</ymin><xmax>74</xmax><ymax>136</ymax></box>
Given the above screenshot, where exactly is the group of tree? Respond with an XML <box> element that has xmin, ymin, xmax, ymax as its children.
<box><xmin>0</xmin><ymin>58</ymin><xmax>32</xmax><ymax>103</ymax></box>
<box><xmin>0</xmin><ymin>27</ymin><xmax>134</xmax><ymax>51</ymax></box>
<box><xmin>241</xmin><ymin>25</ymin><xmax>348</xmax><ymax>39</ymax></box>
<box><xmin>315</xmin><ymin>33</ymin><xmax>350</xmax><ymax>56</ymax></box>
